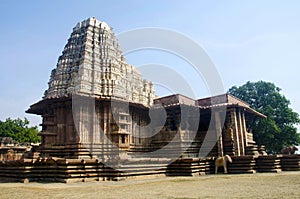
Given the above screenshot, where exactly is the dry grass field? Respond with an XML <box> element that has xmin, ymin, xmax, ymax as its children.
<box><xmin>1</xmin><ymin>172</ymin><xmax>300</xmax><ymax>199</ymax></box>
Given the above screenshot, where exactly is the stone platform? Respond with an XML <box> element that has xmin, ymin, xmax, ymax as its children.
<box><xmin>0</xmin><ymin>155</ymin><xmax>299</xmax><ymax>183</ymax></box>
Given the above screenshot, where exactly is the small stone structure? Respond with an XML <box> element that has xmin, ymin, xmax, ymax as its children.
<box><xmin>0</xmin><ymin>137</ymin><xmax>35</xmax><ymax>161</ymax></box>
<box><xmin>1</xmin><ymin>17</ymin><xmax>298</xmax><ymax>182</ymax></box>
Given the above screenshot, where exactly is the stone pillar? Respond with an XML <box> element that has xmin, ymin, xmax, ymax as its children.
<box><xmin>230</xmin><ymin>108</ymin><xmax>240</xmax><ymax>156</ymax></box>
<box><xmin>78</xmin><ymin>106</ymin><xmax>83</xmax><ymax>143</ymax></box>
<box><xmin>138</xmin><ymin>114</ymin><xmax>141</xmax><ymax>144</ymax></box>
<box><xmin>80</xmin><ymin>105</ymin><xmax>85</xmax><ymax>143</ymax></box>
<box><xmin>65</xmin><ymin>104</ymin><xmax>74</xmax><ymax>143</ymax></box>
<box><xmin>101</xmin><ymin>103</ymin><xmax>109</xmax><ymax>158</ymax></box>
<box><xmin>92</xmin><ymin>105</ymin><xmax>97</xmax><ymax>144</ymax></box>
<box><xmin>215</xmin><ymin>111</ymin><xmax>224</xmax><ymax>157</ymax></box>
<box><xmin>237</xmin><ymin>110</ymin><xmax>245</xmax><ymax>155</ymax></box>
<box><xmin>103</xmin><ymin>104</ymin><xmax>107</xmax><ymax>142</ymax></box>
<box><xmin>99</xmin><ymin>105</ymin><xmax>104</xmax><ymax>143</ymax></box>
<box><xmin>130</xmin><ymin>110</ymin><xmax>135</xmax><ymax>145</ymax></box>
<box><xmin>241</xmin><ymin>111</ymin><xmax>248</xmax><ymax>147</ymax></box>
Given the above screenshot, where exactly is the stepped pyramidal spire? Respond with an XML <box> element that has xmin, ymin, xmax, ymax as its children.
<box><xmin>44</xmin><ymin>17</ymin><xmax>155</xmax><ymax>107</ymax></box>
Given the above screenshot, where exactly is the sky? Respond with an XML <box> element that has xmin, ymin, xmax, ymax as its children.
<box><xmin>0</xmin><ymin>0</ymin><xmax>300</xmax><ymax>127</ymax></box>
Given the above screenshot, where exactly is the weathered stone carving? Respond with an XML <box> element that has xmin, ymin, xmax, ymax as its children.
<box><xmin>44</xmin><ymin>17</ymin><xmax>154</xmax><ymax>107</ymax></box>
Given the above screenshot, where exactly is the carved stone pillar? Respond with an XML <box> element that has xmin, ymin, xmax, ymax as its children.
<box><xmin>230</xmin><ymin>108</ymin><xmax>240</xmax><ymax>156</ymax></box>
<box><xmin>237</xmin><ymin>109</ymin><xmax>245</xmax><ymax>155</ymax></box>
<box><xmin>241</xmin><ymin>111</ymin><xmax>248</xmax><ymax>147</ymax></box>
<box><xmin>215</xmin><ymin>111</ymin><xmax>223</xmax><ymax>157</ymax></box>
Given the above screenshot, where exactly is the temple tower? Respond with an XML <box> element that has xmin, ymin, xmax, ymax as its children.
<box><xmin>44</xmin><ymin>17</ymin><xmax>154</xmax><ymax>105</ymax></box>
<box><xmin>27</xmin><ymin>17</ymin><xmax>155</xmax><ymax>158</ymax></box>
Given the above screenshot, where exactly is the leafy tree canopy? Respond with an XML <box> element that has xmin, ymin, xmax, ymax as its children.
<box><xmin>0</xmin><ymin>118</ymin><xmax>41</xmax><ymax>144</ymax></box>
<box><xmin>228</xmin><ymin>81</ymin><xmax>300</xmax><ymax>154</ymax></box>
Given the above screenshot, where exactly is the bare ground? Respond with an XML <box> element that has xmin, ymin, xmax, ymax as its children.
<box><xmin>1</xmin><ymin>172</ymin><xmax>300</xmax><ymax>199</ymax></box>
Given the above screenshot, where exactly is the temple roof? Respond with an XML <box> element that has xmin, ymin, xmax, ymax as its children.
<box><xmin>154</xmin><ymin>93</ymin><xmax>266</xmax><ymax>118</ymax></box>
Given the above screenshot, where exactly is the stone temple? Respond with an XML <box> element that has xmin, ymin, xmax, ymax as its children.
<box><xmin>3</xmin><ymin>18</ymin><xmax>299</xmax><ymax>183</ymax></box>
<box><xmin>26</xmin><ymin>17</ymin><xmax>263</xmax><ymax>160</ymax></box>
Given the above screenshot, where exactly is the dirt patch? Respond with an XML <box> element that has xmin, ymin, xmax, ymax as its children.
<box><xmin>1</xmin><ymin>172</ymin><xmax>300</xmax><ymax>198</ymax></box>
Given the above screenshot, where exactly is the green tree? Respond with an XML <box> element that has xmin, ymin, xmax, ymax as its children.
<box><xmin>0</xmin><ymin>118</ymin><xmax>41</xmax><ymax>143</ymax></box>
<box><xmin>228</xmin><ymin>81</ymin><xmax>300</xmax><ymax>154</ymax></box>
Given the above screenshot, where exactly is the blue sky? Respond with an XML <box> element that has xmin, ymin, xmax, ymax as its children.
<box><xmin>0</xmin><ymin>0</ymin><xmax>300</xmax><ymax>126</ymax></box>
